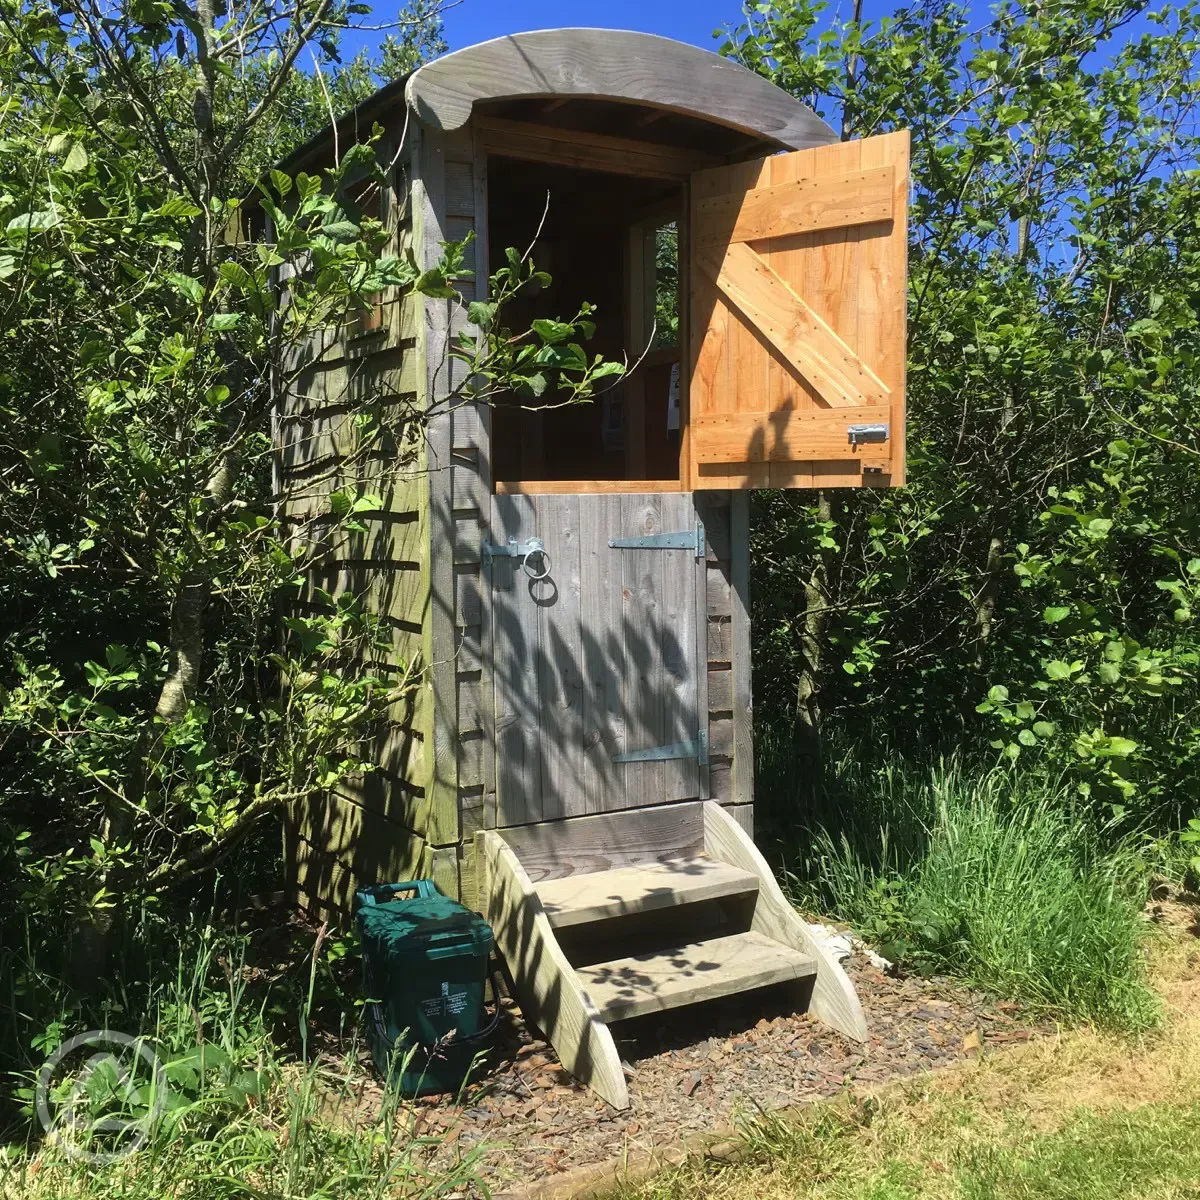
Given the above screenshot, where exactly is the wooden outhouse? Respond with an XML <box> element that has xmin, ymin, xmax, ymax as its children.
<box><xmin>276</xmin><ymin>29</ymin><xmax>908</xmax><ymax>1107</ymax></box>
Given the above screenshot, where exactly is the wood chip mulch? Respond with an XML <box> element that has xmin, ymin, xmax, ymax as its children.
<box><xmin>328</xmin><ymin>948</ymin><xmax>1051</xmax><ymax>1194</ymax></box>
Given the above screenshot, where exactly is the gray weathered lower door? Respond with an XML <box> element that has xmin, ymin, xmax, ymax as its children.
<box><xmin>489</xmin><ymin>493</ymin><xmax>704</xmax><ymax>827</ymax></box>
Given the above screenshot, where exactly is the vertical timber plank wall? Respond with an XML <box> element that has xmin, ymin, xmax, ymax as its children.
<box><xmin>281</xmin><ymin>125</ymin><xmax>433</xmax><ymax>914</ymax></box>
<box><xmin>453</xmin><ymin>134</ymin><xmax>493</xmax><ymax>908</ymax></box>
<box><xmin>415</xmin><ymin>122</ymin><xmax>456</xmax><ymax>900</ymax></box>
<box><xmin>418</xmin><ymin>122</ymin><xmax>488</xmax><ymax>902</ymax></box>
<box><xmin>696</xmin><ymin>490</ymin><xmax>754</xmax><ymax>833</ymax></box>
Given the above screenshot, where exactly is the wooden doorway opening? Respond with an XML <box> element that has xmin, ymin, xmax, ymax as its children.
<box><xmin>486</xmin><ymin>153</ymin><xmax>684</xmax><ymax>494</ymax></box>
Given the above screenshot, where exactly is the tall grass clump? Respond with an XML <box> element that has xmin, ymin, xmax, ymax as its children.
<box><xmin>765</xmin><ymin>735</ymin><xmax>1160</xmax><ymax>1032</ymax></box>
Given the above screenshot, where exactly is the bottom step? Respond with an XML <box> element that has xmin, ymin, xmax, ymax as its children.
<box><xmin>576</xmin><ymin>931</ymin><xmax>816</xmax><ymax>1023</ymax></box>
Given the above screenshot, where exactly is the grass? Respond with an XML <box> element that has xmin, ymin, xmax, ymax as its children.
<box><xmin>758</xmin><ymin>732</ymin><xmax>1160</xmax><ymax>1031</ymax></box>
<box><xmin>1</xmin><ymin>1056</ymin><xmax>484</xmax><ymax>1200</ymax></box>
<box><xmin>0</xmin><ymin>911</ymin><xmax>482</xmax><ymax>1199</ymax></box>
<box><xmin>608</xmin><ymin>926</ymin><xmax>1200</xmax><ymax>1200</ymax></box>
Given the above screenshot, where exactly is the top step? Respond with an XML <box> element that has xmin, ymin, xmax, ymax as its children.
<box><xmin>534</xmin><ymin>856</ymin><xmax>758</xmax><ymax>929</ymax></box>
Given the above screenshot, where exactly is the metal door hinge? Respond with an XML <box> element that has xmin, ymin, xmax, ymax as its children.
<box><xmin>609</xmin><ymin>521</ymin><xmax>705</xmax><ymax>558</ymax></box>
<box><xmin>613</xmin><ymin>729</ymin><xmax>708</xmax><ymax>767</ymax></box>
<box><xmin>847</xmin><ymin>423</ymin><xmax>889</xmax><ymax>446</ymax></box>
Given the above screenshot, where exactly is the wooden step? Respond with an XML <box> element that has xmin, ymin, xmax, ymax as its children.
<box><xmin>575</xmin><ymin>930</ymin><xmax>816</xmax><ymax>1022</ymax></box>
<box><xmin>534</xmin><ymin>857</ymin><xmax>758</xmax><ymax>929</ymax></box>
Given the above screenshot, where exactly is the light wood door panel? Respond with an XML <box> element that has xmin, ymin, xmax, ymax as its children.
<box><xmin>687</xmin><ymin>130</ymin><xmax>908</xmax><ymax>489</ymax></box>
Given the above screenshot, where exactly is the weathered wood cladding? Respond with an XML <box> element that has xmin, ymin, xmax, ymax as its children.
<box><xmin>288</xmin><ymin>791</ymin><xmax>426</xmax><ymax>916</ymax></box>
<box><xmin>278</xmin><ymin>150</ymin><xmax>419</xmax><ymax>380</ymax></box>
<box><xmin>416</xmin><ymin>122</ymin><xmax>488</xmax><ymax>904</ymax></box>
<box><xmin>487</xmin><ymin>493</ymin><xmax>709</xmax><ymax>832</ymax></box>
<box><xmin>697</xmin><ymin>491</ymin><xmax>753</xmax><ymax>822</ymax></box>
<box><xmin>280</xmin><ymin>123</ymin><xmax>438</xmax><ymax>912</ymax></box>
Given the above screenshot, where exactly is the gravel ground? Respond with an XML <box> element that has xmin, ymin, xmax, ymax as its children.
<box><xmin>321</xmin><ymin>948</ymin><xmax>1049</xmax><ymax>1193</ymax></box>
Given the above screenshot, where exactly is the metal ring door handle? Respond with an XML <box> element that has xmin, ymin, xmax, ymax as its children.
<box><xmin>522</xmin><ymin>548</ymin><xmax>552</xmax><ymax>580</ymax></box>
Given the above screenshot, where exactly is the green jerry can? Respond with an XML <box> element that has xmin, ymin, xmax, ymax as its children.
<box><xmin>354</xmin><ymin>879</ymin><xmax>498</xmax><ymax>1097</ymax></box>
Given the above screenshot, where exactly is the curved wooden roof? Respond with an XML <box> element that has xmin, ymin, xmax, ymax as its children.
<box><xmin>405</xmin><ymin>29</ymin><xmax>837</xmax><ymax>152</ymax></box>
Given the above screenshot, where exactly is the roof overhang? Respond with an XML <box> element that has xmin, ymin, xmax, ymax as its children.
<box><xmin>405</xmin><ymin>29</ymin><xmax>837</xmax><ymax>152</ymax></box>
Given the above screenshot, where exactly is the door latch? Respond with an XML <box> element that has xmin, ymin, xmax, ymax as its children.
<box><xmin>847</xmin><ymin>423</ymin><xmax>889</xmax><ymax>446</ymax></box>
<box><xmin>483</xmin><ymin>536</ymin><xmax>552</xmax><ymax>580</ymax></box>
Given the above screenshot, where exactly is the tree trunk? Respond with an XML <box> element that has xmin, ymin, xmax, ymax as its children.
<box><xmin>972</xmin><ymin>535</ymin><xmax>1005</xmax><ymax>672</ymax></box>
<box><xmin>794</xmin><ymin>491</ymin><xmax>832</xmax><ymax>789</ymax></box>
<box><xmin>70</xmin><ymin>436</ymin><xmax>239</xmax><ymax>984</ymax></box>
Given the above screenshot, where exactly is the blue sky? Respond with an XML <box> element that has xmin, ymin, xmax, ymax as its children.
<box><xmin>438</xmin><ymin>0</ymin><xmax>764</xmax><ymax>52</ymax></box>
<box><xmin>334</xmin><ymin>0</ymin><xmax>1161</xmax><ymax>109</ymax></box>
<box><xmin>359</xmin><ymin>0</ymin><xmax>1158</xmax><ymax>66</ymax></box>
<box><xmin>437</xmin><ymin>0</ymin><xmax>922</xmax><ymax>52</ymax></box>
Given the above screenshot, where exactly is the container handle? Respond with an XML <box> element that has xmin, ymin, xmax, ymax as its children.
<box><xmin>448</xmin><ymin>969</ymin><xmax>506</xmax><ymax>1045</ymax></box>
<box><xmin>355</xmin><ymin>879</ymin><xmax>437</xmax><ymax>909</ymax></box>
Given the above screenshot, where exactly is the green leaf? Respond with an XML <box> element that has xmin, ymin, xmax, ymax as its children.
<box><xmin>155</xmin><ymin>196</ymin><xmax>203</xmax><ymax>219</ymax></box>
<box><xmin>7</xmin><ymin>209</ymin><xmax>60</xmax><ymax>234</ymax></box>
<box><xmin>1045</xmin><ymin>660</ymin><xmax>1073</xmax><ymax>681</ymax></box>
<box><xmin>339</xmin><ymin>142</ymin><xmax>379</xmax><ymax>174</ymax></box>
<box><xmin>217</xmin><ymin>261</ymin><xmax>255</xmax><ymax>291</ymax></box>
<box><xmin>590</xmin><ymin>360</ymin><xmax>626</xmax><ymax>380</ymax></box>
<box><xmin>127</xmin><ymin>426</ymin><xmax>155</xmax><ymax>465</ymax></box>
<box><xmin>167</xmin><ymin>272</ymin><xmax>205</xmax><ymax>305</ymax></box>
<box><xmin>1094</xmin><ymin>736</ymin><xmax>1138</xmax><ymax>758</ymax></box>
<box><xmin>514</xmin><ymin>371</ymin><xmax>548</xmax><ymax>398</ymax></box>
<box><xmin>167</xmin><ymin>1044</ymin><xmax>231</xmax><ymax>1072</ymax></box>
<box><xmin>329</xmin><ymin>491</ymin><xmax>381</xmax><ymax>518</ymax></box>
<box><xmin>62</xmin><ymin>141</ymin><xmax>88</xmax><ymax>172</ymax></box>
<box><xmin>320</xmin><ymin>219</ymin><xmax>360</xmax><ymax>240</ymax></box>
<box><xmin>208</xmin><ymin>312</ymin><xmax>241</xmax><ymax>331</ymax></box>
<box><xmin>414</xmin><ymin>268</ymin><xmax>457</xmax><ymax>298</ymax></box>
<box><xmin>1042</xmin><ymin>606</ymin><xmax>1070</xmax><ymax>624</ymax></box>
<box><xmin>987</xmin><ymin>684</ymin><xmax>1009</xmax><ymax>703</ymax></box>
<box><xmin>467</xmin><ymin>300</ymin><xmax>496</xmax><ymax>327</ymax></box>
<box><xmin>531</xmin><ymin>318</ymin><xmax>574</xmax><ymax>344</ymax></box>
<box><xmin>1032</xmin><ymin>721</ymin><xmax>1056</xmax><ymax>738</ymax></box>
